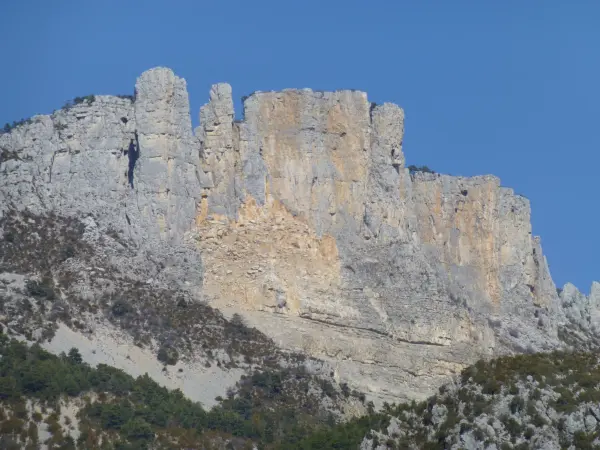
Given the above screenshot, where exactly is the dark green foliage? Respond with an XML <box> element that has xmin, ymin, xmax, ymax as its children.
<box><xmin>111</xmin><ymin>298</ymin><xmax>133</xmax><ymax>317</ymax></box>
<box><xmin>293</xmin><ymin>349</ymin><xmax>600</xmax><ymax>449</ymax></box>
<box><xmin>25</xmin><ymin>278</ymin><xmax>56</xmax><ymax>300</ymax></box>
<box><xmin>157</xmin><ymin>345</ymin><xmax>179</xmax><ymax>365</ymax></box>
<box><xmin>572</xmin><ymin>430</ymin><xmax>600</xmax><ymax>450</ymax></box>
<box><xmin>408</xmin><ymin>165</ymin><xmax>435</xmax><ymax>175</ymax></box>
<box><xmin>531</xmin><ymin>413</ymin><xmax>547</xmax><ymax>428</ymax></box>
<box><xmin>552</xmin><ymin>387</ymin><xmax>577</xmax><ymax>414</ymax></box>
<box><xmin>509</xmin><ymin>395</ymin><xmax>525</xmax><ymax>413</ymax></box>
<box><xmin>501</xmin><ymin>415</ymin><xmax>523</xmax><ymax>438</ymax></box>
<box><xmin>68</xmin><ymin>347</ymin><xmax>83</xmax><ymax>365</ymax></box>
<box><xmin>0</xmin><ymin>212</ymin><xmax>91</xmax><ymax>290</ymax></box>
<box><xmin>63</xmin><ymin>95</ymin><xmax>95</xmax><ymax>110</ymax></box>
<box><xmin>460</xmin><ymin>351</ymin><xmax>600</xmax><ymax>387</ymax></box>
<box><xmin>0</xmin><ymin>377</ymin><xmax>17</xmax><ymax>400</ymax></box>
<box><xmin>60</xmin><ymin>244</ymin><xmax>76</xmax><ymax>261</ymax></box>
<box><xmin>285</xmin><ymin>413</ymin><xmax>389</xmax><ymax>450</ymax></box>
<box><xmin>1</xmin><ymin>118</ymin><xmax>33</xmax><ymax>135</ymax></box>
<box><xmin>122</xmin><ymin>417</ymin><xmax>154</xmax><ymax>442</ymax></box>
<box><xmin>482</xmin><ymin>378</ymin><xmax>501</xmax><ymax>395</ymax></box>
<box><xmin>0</xmin><ymin>335</ymin><xmax>365</xmax><ymax>449</ymax></box>
<box><xmin>473</xmin><ymin>426</ymin><xmax>485</xmax><ymax>441</ymax></box>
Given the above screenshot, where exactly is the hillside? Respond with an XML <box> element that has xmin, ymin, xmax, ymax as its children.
<box><xmin>2</xmin><ymin>333</ymin><xmax>600</xmax><ymax>449</ymax></box>
<box><xmin>0</xmin><ymin>331</ymin><xmax>368</xmax><ymax>449</ymax></box>
<box><xmin>291</xmin><ymin>351</ymin><xmax>600</xmax><ymax>449</ymax></box>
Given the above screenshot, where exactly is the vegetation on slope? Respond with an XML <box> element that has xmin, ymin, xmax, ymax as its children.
<box><xmin>1</xmin><ymin>95</ymin><xmax>101</xmax><ymax>135</ymax></box>
<box><xmin>0</xmin><ymin>211</ymin><xmax>278</xmax><ymax>366</ymax></box>
<box><xmin>5</xmin><ymin>332</ymin><xmax>600</xmax><ymax>449</ymax></box>
<box><xmin>2</xmin><ymin>118</ymin><xmax>33</xmax><ymax>135</ymax></box>
<box><xmin>292</xmin><ymin>351</ymin><xmax>600</xmax><ymax>449</ymax></box>
<box><xmin>0</xmin><ymin>334</ymin><xmax>365</xmax><ymax>449</ymax></box>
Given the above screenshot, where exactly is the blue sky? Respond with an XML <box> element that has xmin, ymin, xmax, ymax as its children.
<box><xmin>1</xmin><ymin>1</ymin><xmax>598</xmax><ymax>291</ymax></box>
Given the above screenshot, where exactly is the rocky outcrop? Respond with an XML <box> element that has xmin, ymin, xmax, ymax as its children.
<box><xmin>0</xmin><ymin>68</ymin><xmax>203</xmax><ymax>289</ymax></box>
<box><xmin>194</xmin><ymin>82</ymin><xmax>569</xmax><ymax>402</ymax></box>
<box><xmin>133</xmin><ymin>68</ymin><xmax>204</xmax><ymax>241</ymax></box>
<box><xmin>0</xmin><ymin>67</ymin><xmax>596</xmax><ymax>405</ymax></box>
<box><xmin>560</xmin><ymin>282</ymin><xmax>600</xmax><ymax>333</ymax></box>
<box><xmin>359</xmin><ymin>350</ymin><xmax>600</xmax><ymax>450</ymax></box>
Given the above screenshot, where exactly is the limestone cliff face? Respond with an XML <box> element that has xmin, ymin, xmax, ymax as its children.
<box><xmin>0</xmin><ymin>68</ymin><xmax>204</xmax><ymax>288</ymax></box>
<box><xmin>0</xmin><ymin>67</ymin><xmax>594</xmax><ymax>404</ymax></box>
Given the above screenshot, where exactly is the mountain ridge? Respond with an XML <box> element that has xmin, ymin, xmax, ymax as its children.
<box><xmin>0</xmin><ymin>67</ymin><xmax>598</xmax><ymax>410</ymax></box>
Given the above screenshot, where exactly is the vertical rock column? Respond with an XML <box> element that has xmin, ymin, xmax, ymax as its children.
<box><xmin>133</xmin><ymin>67</ymin><xmax>202</xmax><ymax>241</ymax></box>
<box><xmin>365</xmin><ymin>103</ymin><xmax>416</xmax><ymax>243</ymax></box>
<box><xmin>197</xmin><ymin>83</ymin><xmax>240</xmax><ymax>220</ymax></box>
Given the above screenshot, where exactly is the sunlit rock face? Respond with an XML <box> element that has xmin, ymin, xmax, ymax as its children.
<box><xmin>2</xmin><ymin>66</ymin><xmax>592</xmax><ymax>405</ymax></box>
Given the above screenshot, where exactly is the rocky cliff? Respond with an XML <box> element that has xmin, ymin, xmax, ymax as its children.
<box><xmin>0</xmin><ymin>67</ymin><xmax>596</xmax><ymax>406</ymax></box>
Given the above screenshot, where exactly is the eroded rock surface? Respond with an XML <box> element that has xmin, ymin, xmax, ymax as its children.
<box><xmin>0</xmin><ymin>67</ymin><xmax>597</xmax><ymax>405</ymax></box>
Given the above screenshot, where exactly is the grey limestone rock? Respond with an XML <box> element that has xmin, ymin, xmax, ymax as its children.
<box><xmin>561</xmin><ymin>282</ymin><xmax>600</xmax><ymax>332</ymax></box>
<box><xmin>1</xmin><ymin>66</ymin><xmax>598</xmax><ymax>406</ymax></box>
<box><xmin>197</xmin><ymin>83</ymin><xmax>240</xmax><ymax>218</ymax></box>
<box><xmin>0</xmin><ymin>67</ymin><xmax>203</xmax><ymax>292</ymax></box>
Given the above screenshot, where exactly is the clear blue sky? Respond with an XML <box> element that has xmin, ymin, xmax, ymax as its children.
<box><xmin>1</xmin><ymin>1</ymin><xmax>598</xmax><ymax>292</ymax></box>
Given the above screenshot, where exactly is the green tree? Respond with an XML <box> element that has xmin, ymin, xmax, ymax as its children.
<box><xmin>0</xmin><ymin>377</ymin><xmax>17</xmax><ymax>400</ymax></box>
<box><xmin>122</xmin><ymin>417</ymin><xmax>154</xmax><ymax>442</ymax></box>
<box><xmin>67</xmin><ymin>347</ymin><xmax>83</xmax><ymax>365</ymax></box>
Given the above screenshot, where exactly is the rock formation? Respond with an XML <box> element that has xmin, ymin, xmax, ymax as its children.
<box><xmin>0</xmin><ymin>67</ymin><xmax>596</xmax><ymax>405</ymax></box>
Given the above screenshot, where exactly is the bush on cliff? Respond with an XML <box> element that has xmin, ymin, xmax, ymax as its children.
<box><xmin>407</xmin><ymin>164</ymin><xmax>435</xmax><ymax>175</ymax></box>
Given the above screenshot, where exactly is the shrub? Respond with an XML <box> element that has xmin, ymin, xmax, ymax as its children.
<box><xmin>117</xmin><ymin>94</ymin><xmax>135</xmax><ymax>102</ymax></box>
<box><xmin>473</xmin><ymin>427</ymin><xmax>486</xmax><ymax>441</ymax></box>
<box><xmin>59</xmin><ymin>244</ymin><xmax>76</xmax><ymax>261</ymax></box>
<box><xmin>531</xmin><ymin>413</ymin><xmax>547</xmax><ymax>427</ymax></box>
<box><xmin>503</xmin><ymin>416</ymin><xmax>523</xmax><ymax>438</ymax></box>
<box><xmin>1</xmin><ymin>118</ymin><xmax>32</xmax><ymax>134</ymax></box>
<box><xmin>67</xmin><ymin>348</ymin><xmax>83</xmax><ymax>365</ymax></box>
<box><xmin>482</xmin><ymin>379</ymin><xmax>501</xmax><ymax>395</ymax></box>
<box><xmin>25</xmin><ymin>278</ymin><xmax>56</xmax><ymax>300</ymax></box>
<box><xmin>231</xmin><ymin>313</ymin><xmax>245</xmax><ymax>327</ymax></box>
<box><xmin>509</xmin><ymin>396</ymin><xmax>525</xmax><ymax>414</ymax></box>
<box><xmin>122</xmin><ymin>417</ymin><xmax>154</xmax><ymax>442</ymax></box>
<box><xmin>62</xmin><ymin>95</ymin><xmax>95</xmax><ymax>110</ymax></box>
<box><xmin>157</xmin><ymin>345</ymin><xmax>179</xmax><ymax>365</ymax></box>
<box><xmin>408</xmin><ymin>165</ymin><xmax>435</xmax><ymax>175</ymax></box>
<box><xmin>111</xmin><ymin>298</ymin><xmax>132</xmax><ymax>317</ymax></box>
